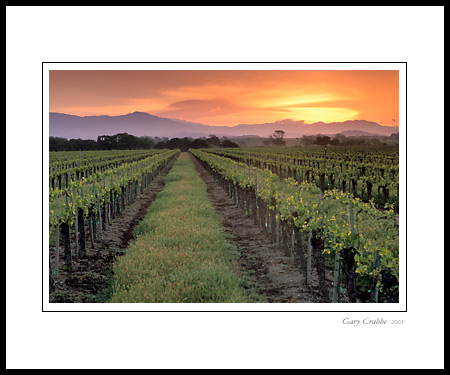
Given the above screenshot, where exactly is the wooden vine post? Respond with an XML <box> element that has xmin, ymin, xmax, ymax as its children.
<box><xmin>54</xmin><ymin>215</ymin><xmax>59</xmax><ymax>278</ymax></box>
<box><xmin>60</xmin><ymin>221</ymin><xmax>72</xmax><ymax>273</ymax></box>
<box><xmin>74</xmin><ymin>205</ymin><xmax>79</xmax><ymax>260</ymax></box>
<box><xmin>307</xmin><ymin>229</ymin><xmax>312</xmax><ymax>285</ymax></box>
<box><xmin>341</xmin><ymin>203</ymin><xmax>358</xmax><ymax>303</ymax></box>
<box><xmin>332</xmin><ymin>250</ymin><xmax>341</xmax><ymax>303</ymax></box>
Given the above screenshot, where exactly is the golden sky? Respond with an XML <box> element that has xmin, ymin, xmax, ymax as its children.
<box><xmin>49</xmin><ymin>70</ymin><xmax>399</xmax><ymax>127</ymax></box>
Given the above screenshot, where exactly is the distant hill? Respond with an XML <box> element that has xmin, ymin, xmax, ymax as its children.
<box><xmin>338</xmin><ymin>130</ymin><xmax>379</xmax><ymax>137</ymax></box>
<box><xmin>229</xmin><ymin>119</ymin><xmax>398</xmax><ymax>138</ymax></box>
<box><xmin>49</xmin><ymin>112</ymin><xmax>211</xmax><ymax>139</ymax></box>
<box><xmin>49</xmin><ymin>111</ymin><xmax>399</xmax><ymax>140</ymax></box>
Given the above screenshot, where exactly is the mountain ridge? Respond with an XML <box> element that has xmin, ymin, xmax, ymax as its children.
<box><xmin>49</xmin><ymin>111</ymin><xmax>399</xmax><ymax>140</ymax></box>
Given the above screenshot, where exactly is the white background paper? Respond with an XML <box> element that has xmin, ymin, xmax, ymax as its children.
<box><xmin>6</xmin><ymin>6</ymin><xmax>444</xmax><ymax>369</ymax></box>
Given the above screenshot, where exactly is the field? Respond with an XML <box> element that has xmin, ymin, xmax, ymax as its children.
<box><xmin>48</xmin><ymin>145</ymin><xmax>399</xmax><ymax>304</ymax></box>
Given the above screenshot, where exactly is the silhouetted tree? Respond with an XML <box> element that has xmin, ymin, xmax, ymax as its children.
<box><xmin>329</xmin><ymin>138</ymin><xmax>341</xmax><ymax>146</ymax></box>
<box><xmin>190</xmin><ymin>138</ymin><xmax>209</xmax><ymax>149</ymax></box>
<box><xmin>263</xmin><ymin>138</ymin><xmax>272</xmax><ymax>146</ymax></box>
<box><xmin>154</xmin><ymin>137</ymin><xmax>208</xmax><ymax>151</ymax></box>
<box><xmin>49</xmin><ymin>137</ymin><xmax>69</xmax><ymax>151</ymax></box>
<box><xmin>137</xmin><ymin>136</ymin><xmax>155</xmax><ymax>149</ymax></box>
<box><xmin>96</xmin><ymin>133</ymin><xmax>155</xmax><ymax>150</ymax></box>
<box><xmin>154</xmin><ymin>141</ymin><xmax>168</xmax><ymax>149</ymax></box>
<box><xmin>206</xmin><ymin>135</ymin><xmax>221</xmax><ymax>147</ymax></box>
<box><xmin>220</xmin><ymin>139</ymin><xmax>239</xmax><ymax>148</ymax></box>
<box><xmin>50</xmin><ymin>133</ymin><xmax>156</xmax><ymax>151</ymax></box>
<box><xmin>50</xmin><ymin>137</ymin><xmax>94</xmax><ymax>151</ymax></box>
<box><xmin>271</xmin><ymin>130</ymin><xmax>286</xmax><ymax>146</ymax></box>
<box><xmin>314</xmin><ymin>135</ymin><xmax>331</xmax><ymax>146</ymax></box>
<box><xmin>299</xmin><ymin>135</ymin><xmax>316</xmax><ymax>146</ymax></box>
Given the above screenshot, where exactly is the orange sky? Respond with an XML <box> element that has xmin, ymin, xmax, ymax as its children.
<box><xmin>49</xmin><ymin>70</ymin><xmax>399</xmax><ymax>127</ymax></box>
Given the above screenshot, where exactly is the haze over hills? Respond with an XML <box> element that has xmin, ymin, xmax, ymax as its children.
<box><xmin>49</xmin><ymin>111</ymin><xmax>399</xmax><ymax>140</ymax></box>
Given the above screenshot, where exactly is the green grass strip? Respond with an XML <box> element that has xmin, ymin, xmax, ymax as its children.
<box><xmin>109</xmin><ymin>152</ymin><xmax>258</xmax><ymax>303</ymax></box>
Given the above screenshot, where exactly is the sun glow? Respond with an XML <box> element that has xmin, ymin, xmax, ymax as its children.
<box><xmin>49</xmin><ymin>70</ymin><xmax>399</xmax><ymax>127</ymax></box>
<box><xmin>286</xmin><ymin>107</ymin><xmax>360</xmax><ymax>124</ymax></box>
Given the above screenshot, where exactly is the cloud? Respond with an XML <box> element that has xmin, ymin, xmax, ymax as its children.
<box><xmin>156</xmin><ymin>99</ymin><xmax>241</xmax><ymax>121</ymax></box>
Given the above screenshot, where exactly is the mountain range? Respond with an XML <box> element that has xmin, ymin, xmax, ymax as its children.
<box><xmin>49</xmin><ymin>111</ymin><xmax>399</xmax><ymax>140</ymax></box>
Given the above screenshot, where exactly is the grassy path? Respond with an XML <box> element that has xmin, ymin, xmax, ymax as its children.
<box><xmin>109</xmin><ymin>152</ymin><xmax>259</xmax><ymax>303</ymax></box>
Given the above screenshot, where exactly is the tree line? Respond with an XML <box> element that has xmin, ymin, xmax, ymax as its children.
<box><xmin>49</xmin><ymin>130</ymin><xmax>399</xmax><ymax>151</ymax></box>
<box><xmin>262</xmin><ymin>130</ymin><xmax>399</xmax><ymax>147</ymax></box>
<box><xmin>299</xmin><ymin>133</ymin><xmax>399</xmax><ymax>146</ymax></box>
<box><xmin>49</xmin><ymin>133</ymin><xmax>239</xmax><ymax>152</ymax></box>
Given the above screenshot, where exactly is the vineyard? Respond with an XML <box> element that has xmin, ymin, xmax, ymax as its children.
<box><xmin>191</xmin><ymin>145</ymin><xmax>399</xmax><ymax>303</ymax></box>
<box><xmin>49</xmin><ymin>145</ymin><xmax>399</xmax><ymax>304</ymax></box>
<box><xmin>48</xmin><ymin>149</ymin><xmax>179</xmax><ymax>295</ymax></box>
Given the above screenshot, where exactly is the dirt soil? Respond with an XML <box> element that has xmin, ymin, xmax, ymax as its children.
<box><xmin>191</xmin><ymin>153</ymin><xmax>338</xmax><ymax>303</ymax></box>
<box><xmin>49</xmin><ymin>159</ymin><xmax>175</xmax><ymax>303</ymax></box>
